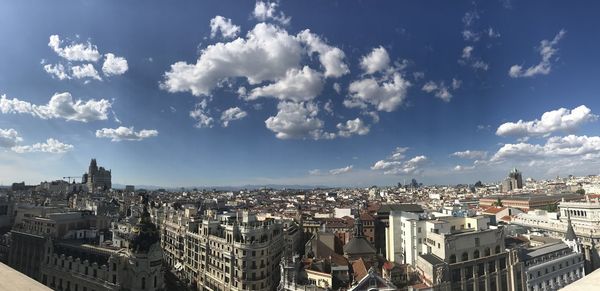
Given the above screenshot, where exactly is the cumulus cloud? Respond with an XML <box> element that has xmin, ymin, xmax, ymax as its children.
<box><xmin>297</xmin><ymin>30</ymin><xmax>349</xmax><ymax>78</ymax></box>
<box><xmin>0</xmin><ymin>92</ymin><xmax>111</xmax><ymax>122</ymax></box>
<box><xmin>491</xmin><ymin>135</ymin><xmax>600</xmax><ymax>162</ymax></box>
<box><xmin>102</xmin><ymin>53</ymin><xmax>128</xmax><ymax>76</ymax></box>
<box><xmin>496</xmin><ymin>105</ymin><xmax>597</xmax><ymax>137</ymax></box>
<box><xmin>371</xmin><ymin>147</ymin><xmax>427</xmax><ymax>175</ymax></box>
<box><xmin>11</xmin><ymin>138</ymin><xmax>73</xmax><ymax>154</ymax></box>
<box><xmin>451</xmin><ymin>150</ymin><xmax>488</xmax><ymax>159</ymax></box>
<box><xmin>360</xmin><ymin>46</ymin><xmax>390</xmax><ymax>75</ymax></box>
<box><xmin>161</xmin><ymin>23</ymin><xmax>303</xmax><ymax>96</ymax></box>
<box><xmin>48</xmin><ymin>35</ymin><xmax>101</xmax><ymax>62</ymax></box>
<box><xmin>329</xmin><ymin>165</ymin><xmax>353</xmax><ymax>175</ymax></box>
<box><xmin>422</xmin><ymin>79</ymin><xmax>461</xmax><ymax>102</ymax></box>
<box><xmin>252</xmin><ymin>1</ymin><xmax>290</xmax><ymax>25</ymax></box>
<box><xmin>247</xmin><ymin>66</ymin><xmax>324</xmax><ymax>102</ymax></box>
<box><xmin>0</xmin><ymin>128</ymin><xmax>22</xmax><ymax>148</ymax></box>
<box><xmin>265</xmin><ymin>101</ymin><xmax>333</xmax><ymax>140</ymax></box>
<box><xmin>221</xmin><ymin>107</ymin><xmax>247</xmax><ymax>127</ymax></box>
<box><xmin>336</xmin><ymin>118</ymin><xmax>370</xmax><ymax>137</ymax></box>
<box><xmin>509</xmin><ymin>29</ymin><xmax>566</xmax><ymax>78</ymax></box>
<box><xmin>210</xmin><ymin>15</ymin><xmax>241</xmax><ymax>39</ymax></box>
<box><xmin>71</xmin><ymin>63</ymin><xmax>102</xmax><ymax>80</ymax></box>
<box><xmin>95</xmin><ymin>126</ymin><xmax>158</xmax><ymax>141</ymax></box>
<box><xmin>345</xmin><ymin>73</ymin><xmax>411</xmax><ymax>112</ymax></box>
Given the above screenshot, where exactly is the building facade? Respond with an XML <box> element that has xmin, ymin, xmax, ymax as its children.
<box><xmin>82</xmin><ymin>159</ymin><xmax>112</xmax><ymax>192</ymax></box>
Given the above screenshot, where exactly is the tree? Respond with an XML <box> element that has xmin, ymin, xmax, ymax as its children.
<box><xmin>493</xmin><ymin>198</ymin><xmax>503</xmax><ymax>207</ymax></box>
<box><xmin>576</xmin><ymin>189</ymin><xmax>586</xmax><ymax>195</ymax></box>
<box><xmin>474</xmin><ymin>181</ymin><xmax>483</xmax><ymax>188</ymax></box>
<box><xmin>411</xmin><ymin>178</ymin><xmax>419</xmax><ymax>189</ymax></box>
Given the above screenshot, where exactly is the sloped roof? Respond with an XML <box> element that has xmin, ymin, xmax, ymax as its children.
<box><xmin>344</xmin><ymin>236</ymin><xmax>376</xmax><ymax>256</ymax></box>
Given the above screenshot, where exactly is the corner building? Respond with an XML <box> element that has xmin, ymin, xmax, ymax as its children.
<box><xmin>186</xmin><ymin>211</ymin><xmax>284</xmax><ymax>291</ymax></box>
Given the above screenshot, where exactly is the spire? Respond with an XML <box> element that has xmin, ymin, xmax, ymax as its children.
<box><xmin>565</xmin><ymin>208</ymin><xmax>577</xmax><ymax>241</ymax></box>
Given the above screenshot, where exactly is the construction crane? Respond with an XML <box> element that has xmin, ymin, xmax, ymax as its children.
<box><xmin>63</xmin><ymin>176</ymin><xmax>82</xmax><ymax>184</ymax></box>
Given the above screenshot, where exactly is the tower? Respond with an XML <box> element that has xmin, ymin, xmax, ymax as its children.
<box><xmin>563</xmin><ymin>209</ymin><xmax>582</xmax><ymax>253</ymax></box>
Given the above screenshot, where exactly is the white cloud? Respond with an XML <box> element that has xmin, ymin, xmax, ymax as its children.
<box><xmin>308</xmin><ymin>169</ymin><xmax>321</xmax><ymax>175</ymax></box>
<box><xmin>422</xmin><ymin>80</ymin><xmax>459</xmax><ymax>102</ymax></box>
<box><xmin>43</xmin><ymin>63</ymin><xmax>70</xmax><ymax>80</ymax></box>
<box><xmin>333</xmin><ymin>83</ymin><xmax>341</xmax><ymax>94</ymax></box>
<box><xmin>0</xmin><ymin>128</ymin><xmax>22</xmax><ymax>148</ymax></box>
<box><xmin>509</xmin><ymin>29</ymin><xmax>566</xmax><ymax>78</ymax></box>
<box><xmin>161</xmin><ymin>23</ymin><xmax>303</xmax><ymax>96</ymax></box>
<box><xmin>336</xmin><ymin>118</ymin><xmax>370</xmax><ymax>137</ymax></box>
<box><xmin>329</xmin><ymin>165</ymin><xmax>353</xmax><ymax>175</ymax></box>
<box><xmin>210</xmin><ymin>15</ymin><xmax>241</xmax><ymax>39</ymax></box>
<box><xmin>451</xmin><ymin>150</ymin><xmax>488</xmax><ymax>159</ymax></box>
<box><xmin>48</xmin><ymin>35</ymin><xmax>101</xmax><ymax>62</ymax></box>
<box><xmin>190</xmin><ymin>101</ymin><xmax>214</xmax><ymax>128</ymax></box>
<box><xmin>247</xmin><ymin>66</ymin><xmax>324</xmax><ymax>102</ymax></box>
<box><xmin>371</xmin><ymin>147</ymin><xmax>427</xmax><ymax>175</ymax></box>
<box><xmin>345</xmin><ymin>73</ymin><xmax>411</xmax><ymax>112</ymax></box>
<box><xmin>221</xmin><ymin>107</ymin><xmax>247</xmax><ymax>127</ymax></box>
<box><xmin>360</xmin><ymin>46</ymin><xmax>390</xmax><ymax>75</ymax></box>
<box><xmin>462</xmin><ymin>46</ymin><xmax>474</xmax><ymax>59</ymax></box>
<box><xmin>265</xmin><ymin>101</ymin><xmax>333</xmax><ymax>140</ymax></box>
<box><xmin>252</xmin><ymin>1</ymin><xmax>290</xmax><ymax>25</ymax></box>
<box><xmin>490</xmin><ymin>135</ymin><xmax>600</xmax><ymax>163</ymax></box>
<box><xmin>390</xmin><ymin>147</ymin><xmax>409</xmax><ymax>160</ymax></box>
<box><xmin>297</xmin><ymin>30</ymin><xmax>349</xmax><ymax>78</ymax></box>
<box><xmin>496</xmin><ymin>105</ymin><xmax>597</xmax><ymax>137</ymax></box>
<box><xmin>95</xmin><ymin>126</ymin><xmax>158</xmax><ymax>142</ymax></box>
<box><xmin>0</xmin><ymin>92</ymin><xmax>111</xmax><ymax>122</ymax></box>
<box><xmin>71</xmin><ymin>63</ymin><xmax>102</xmax><ymax>80</ymax></box>
<box><xmin>371</xmin><ymin>155</ymin><xmax>428</xmax><ymax>175</ymax></box>
<box><xmin>102</xmin><ymin>53</ymin><xmax>128</xmax><ymax>76</ymax></box>
<box><xmin>11</xmin><ymin>138</ymin><xmax>73</xmax><ymax>154</ymax></box>
<box><xmin>323</xmin><ymin>100</ymin><xmax>334</xmax><ymax>115</ymax></box>
<box><xmin>472</xmin><ymin>60</ymin><xmax>489</xmax><ymax>71</ymax></box>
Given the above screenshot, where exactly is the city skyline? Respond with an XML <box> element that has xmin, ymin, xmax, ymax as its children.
<box><xmin>2</xmin><ymin>0</ymin><xmax>600</xmax><ymax>187</ymax></box>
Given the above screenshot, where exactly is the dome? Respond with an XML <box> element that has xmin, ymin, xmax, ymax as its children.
<box><xmin>129</xmin><ymin>196</ymin><xmax>160</xmax><ymax>253</ymax></box>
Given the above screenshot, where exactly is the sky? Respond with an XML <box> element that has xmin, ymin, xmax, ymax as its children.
<box><xmin>1</xmin><ymin>0</ymin><xmax>600</xmax><ymax>188</ymax></box>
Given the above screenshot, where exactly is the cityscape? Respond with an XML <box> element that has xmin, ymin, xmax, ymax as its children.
<box><xmin>2</xmin><ymin>1</ymin><xmax>600</xmax><ymax>291</ymax></box>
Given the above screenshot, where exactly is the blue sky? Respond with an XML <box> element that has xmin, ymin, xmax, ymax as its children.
<box><xmin>1</xmin><ymin>0</ymin><xmax>600</xmax><ymax>187</ymax></box>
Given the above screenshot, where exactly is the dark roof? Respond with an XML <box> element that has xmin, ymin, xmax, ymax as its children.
<box><xmin>419</xmin><ymin>253</ymin><xmax>444</xmax><ymax>265</ymax></box>
<box><xmin>377</xmin><ymin>203</ymin><xmax>424</xmax><ymax>214</ymax></box>
<box><xmin>343</xmin><ymin>237</ymin><xmax>376</xmax><ymax>256</ymax></box>
<box><xmin>520</xmin><ymin>242</ymin><xmax>570</xmax><ymax>260</ymax></box>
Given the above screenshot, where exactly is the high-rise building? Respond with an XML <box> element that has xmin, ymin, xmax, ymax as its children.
<box><xmin>502</xmin><ymin>168</ymin><xmax>524</xmax><ymax>192</ymax></box>
<box><xmin>82</xmin><ymin>159</ymin><xmax>112</xmax><ymax>192</ymax></box>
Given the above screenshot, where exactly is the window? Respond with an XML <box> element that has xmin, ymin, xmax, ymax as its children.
<box><xmin>449</xmin><ymin>254</ymin><xmax>456</xmax><ymax>263</ymax></box>
<box><xmin>474</xmin><ymin>250</ymin><xmax>480</xmax><ymax>259</ymax></box>
<box><xmin>462</xmin><ymin>252</ymin><xmax>469</xmax><ymax>261</ymax></box>
<box><xmin>141</xmin><ymin>277</ymin><xmax>146</xmax><ymax>290</ymax></box>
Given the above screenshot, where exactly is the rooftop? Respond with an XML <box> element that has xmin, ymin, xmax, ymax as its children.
<box><xmin>0</xmin><ymin>262</ymin><xmax>51</xmax><ymax>291</ymax></box>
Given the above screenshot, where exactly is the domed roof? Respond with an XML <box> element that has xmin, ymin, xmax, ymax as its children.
<box><xmin>129</xmin><ymin>195</ymin><xmax>160</xmax><ymax>253</ymax></box>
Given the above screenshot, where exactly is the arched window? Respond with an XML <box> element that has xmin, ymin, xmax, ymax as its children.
<box><xmin>462</xmin><ymin>252</ymin><xmax>469</xmax><ymax>261</ymax></box>
<box><xmin>485</xmin><ymin>247</ymin><xmax>491</xmax><ymax>256</ymax></box>
<box><xmin>495</xmin><ymin>245</ymin><xmax>501</xmax><ymax>254</ymax></box>
<box><xmin>141</xmin><ymin>277</ymin><xmax>146</xmax><ymax>290</ymax></box>
<box><xmin>449</xmin><ymin>254</ymin><xmax>456</xmax><ymax>263</ymax></box>
<box><xmin>474</xmin><ymin>250</ymin><xmax>480</xmax><ymax>259</ymax></box>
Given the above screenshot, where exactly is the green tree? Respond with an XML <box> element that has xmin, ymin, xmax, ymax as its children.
<box><xmin>493</xmin><ymin>198</ymin><xmax>503</xmax><ymax>207</ymax></box>
<box><xmin>576</xmin><ymin>189</ymin><xmax>586</xmax><ymax>195</ymax></box>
